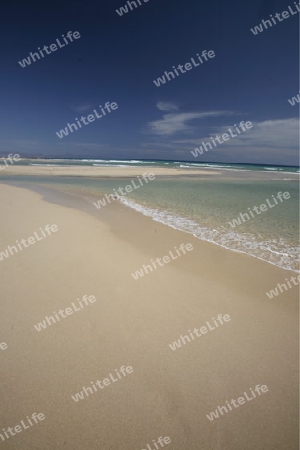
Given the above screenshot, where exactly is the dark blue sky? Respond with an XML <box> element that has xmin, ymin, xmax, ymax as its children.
<box><xmin>1</xmin><ymin>0</ymin><xmax>299</xmax><ymax>164</ymax></box>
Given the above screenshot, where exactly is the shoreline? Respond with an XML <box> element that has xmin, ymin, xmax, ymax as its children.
<box><xmin>2</xmin><ymin>180</ymin><xmax>298</xmax><ymax>294</ymax></box>
<box><xmin>0</xmin><ymin>164</ymin><xmax>299</xmax><ymax>180</ymax></box>
<box><xmin>2</xmin><ymin>178</ymin><xmax>298</xmax><ymax>274</ymax></box>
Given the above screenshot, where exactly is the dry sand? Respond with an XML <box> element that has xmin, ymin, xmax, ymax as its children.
<box><xmin>0</xmin><ymin>164</ymin><xmax>220</xmax><ymax>177</ymax></box>
<box><xmin>0</xmin><ymin>183</ymin><xmax>298</xmax><ymax>450</ymax></box>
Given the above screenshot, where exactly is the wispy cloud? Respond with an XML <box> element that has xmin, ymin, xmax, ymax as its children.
<box><xmin>70</xmin><ymin>103</ymin><xmax>93</xmax><ymax>113</ymax></box>
<box><xmin>141</xmin><ymin>117</ymin><xmax>299</xmax><ymax>164</ymax></box>
<box><xmin>0</xmin><ymin>139</ymin><xmax>50</xmax><ymax>152</ymax></box>
<box><xmin>146</xmin><ymin>110</ymin><xmax>235</xmax><ymax>136</ymax></box>
<box><xmin>0</xmin><ymin>139</ymin><xmax>109</xmax><ymax>157</ymax></box>
<box><xmin>141</xmin><ymin>142</ymin><xmax>175</xmax><ymax>148</ymax></box>
<box><xmin>174</xmin><ymin>118</ymin><xmax>299</xmax><ymax>149</ymax></box>
<box><xmin>71</xmin><ymin>142</ymin><xmax>108</xmax><ymax>148</ymax></box>
<box><xmin>156</xmin><ymin>101</ymin><xmax>179</xmax><ymax>111</ymax></box>
<box><xmin>230</xmin><ymin>118</ymin><xmax>298</xmax><ymax>148</ymax></box>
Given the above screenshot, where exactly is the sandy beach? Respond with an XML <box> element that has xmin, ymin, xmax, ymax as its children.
<box><xmin>2</xmin><ymin>0</ymin><xmax>299</xmax><ymax>446</ymax></box>
<box><xmin>0</xmin><ymin>164</ymin><xmax>220</xmax><ymax>177</ymax></box>
<box><xmin>1</xmin><ymin>162</ymin><xmax>298</xmax><ymax>182</ymax></box>
<box><xmin>0</xmin><ymin>182</ymin><xmax>298</xmax><ymax>450</ymax></box>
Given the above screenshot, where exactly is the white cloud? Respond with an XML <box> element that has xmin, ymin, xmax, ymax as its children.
<box><xmin>71</xmin><ymin>103</ymin><xmax>93</xmax><ymax>113</ymax></box>
<box><xmin>156</xmin><ymin>101</ymin><xmax>179</xmax><ymax>111</ymax></box>
<box><xmin>233</xmin><ymin>119</ymin><xmax>298</xmax><ymax>148</ymax></box>
<box><xmin>146</xmin><ymin>110</ymin><xmax>235</xmax><ymax>136</ymax></box>
<box><xmin>174</xmin><ymin>118</ymin><xmax>299</xmax><ymax>149</ymax></box>
<box><xmin>141</xmin><ymin>142</ymin><xmax>175</xmax><ymax>148</ymax></box>
<box><xmin>0</xmin><ymin>139</ymin><xmax>50</xmax><ymax>151</ymax></box>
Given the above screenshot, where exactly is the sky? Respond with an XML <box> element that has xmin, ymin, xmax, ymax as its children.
<box><xmin>1</xmin><ymin>0</ymin><xmax>299</xmax><ymax>164</ymax></box>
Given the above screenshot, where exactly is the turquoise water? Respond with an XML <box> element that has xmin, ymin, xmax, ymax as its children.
<box><xmin>122</xmin><ymin>178</ymin><xmax>299</xmax><ymax>272</ymax></box>
<box><xmin>0</xmin><ymin>160</ymin><xmax>299</xmax><ymax>272</ymax></box>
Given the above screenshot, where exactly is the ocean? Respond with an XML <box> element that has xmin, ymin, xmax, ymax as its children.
<box><xmin>0</xmin><ymin>158</ymin><xmax>299</xmax><ymax>272</ymax></box>
<box><xmin>5</xmin><ymin>157</ymin><xmax>300</xmax><ymax>173</ymax></box>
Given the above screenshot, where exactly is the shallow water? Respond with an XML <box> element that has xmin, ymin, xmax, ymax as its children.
<box><xmin>0</xmin><ymin>171</ymin><xmax>299</xmax><ymax>271</ymax></box>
